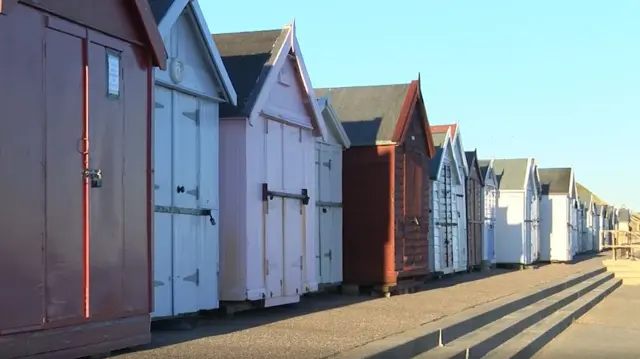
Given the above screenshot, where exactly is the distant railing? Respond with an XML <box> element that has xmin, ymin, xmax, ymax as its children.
<box><xmin>602</xmin><ymin>229</ymin><xmax>640</xmax><ymax>260</ymax></box>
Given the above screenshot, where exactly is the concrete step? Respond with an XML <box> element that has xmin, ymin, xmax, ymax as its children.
<box><xmin>622</xmin><ymin>277</ymin><xmax>640</xmax><ymax>286</ymax></box>
<box><xmin>411</xmin><ymin>271</ymin><xmax>614</xmax><ymax>359</ymax></box>
<box><xmin>612</xmin><ymin>271</ymin><xmax>640</xmax><ymax>279</ymax></box>
<box><xmin>331</xmin><ymin>267</ymin><xmax>606</xmax><ymax>359</ymax></box>
<box><xmin>484</xmin><ymin>277</ymin><xmax>621</xmax><ymax>359</ymax></box>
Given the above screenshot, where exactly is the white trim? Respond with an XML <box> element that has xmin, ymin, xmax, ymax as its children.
<box><xmin>317</xmin><ymin>95</ymin><xmax>351</xmax><ymax>148</ymax></box>
<box><xmin>435</xmin><ymin>127</ymin><xmax>464</xmax><ymax>186</ymax></box>
<box><xmin>248</xmin><ymin>24</ymin><xmax>327</xmax><ymax>140</ymax></box>
<box><xmin>450</xmin><ymin>125</ymin><xmax>469</xmax><ymax>177</ymax></box>
<box><xmin>157</xmin><ymin>0</ymin><xmax>237</xmax><ymax>105</ymax></box>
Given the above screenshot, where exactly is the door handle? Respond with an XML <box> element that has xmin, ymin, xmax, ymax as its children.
<box><xmin>176</xmin><ymin>185</ymin><xmax>185</xmax><ymax>193</ymax></box>
<box><xmin>412</xmin><ymin>217</ymin><xmax>420</xmax><ymax>226</ymax></box>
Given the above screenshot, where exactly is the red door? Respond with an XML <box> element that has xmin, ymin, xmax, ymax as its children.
<box><xmin>402</xmin><ymin>150</ymin><xmax>427</xmax><ymax>272</ymax></box>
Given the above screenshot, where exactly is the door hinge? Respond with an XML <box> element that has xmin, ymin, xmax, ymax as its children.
<box><xmin>323</xmin><ymin>249</ymin><xmax>332</xmax><ymax>261</ymax></box>
<box><xmin>183</xmin><ymin>268</ymin><xmax>200</xmax><ymax>286</ymax></box>
<box><xmin>265</xmin><ymin>259</ymin><xmax>270</xmax><ymax>275</ymax></box>
<box><xmin>299</xmin><ymin>255</ymin><xmax>303</xmax><ymax>270</ymax></box>
<box><xmin>182</xmin><ymin>109</ymin><xmax>200</xmax><ymax>125</ymax></box>
<box><xmin>186</xmin><ymin>186</ymin><xmax>199</xmax><ymax>200</ymax></box>
<box><xmin>322</xmin><ymin>159</ymin><xmax>332</xmax><ymax>170</ymax></box>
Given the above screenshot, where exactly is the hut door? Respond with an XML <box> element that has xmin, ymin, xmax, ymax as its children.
<box><xmin>264</xmin><ymin>120</ymin><xmax>304</xmax><ymax>306</ymax></box>
<box><xmin>403</xmin><ymin>150</ymin><xmax>426</xmax><ymax>272</ymax></box>
<box><xmin>439</xmin><ymin>165</ymin><xmax>455</xmax><ymax>273</ymax></box>
<box><xmin>316</xmin><ymin>144</ymin><xmax>342</xmax><ymax>285</ymax></box>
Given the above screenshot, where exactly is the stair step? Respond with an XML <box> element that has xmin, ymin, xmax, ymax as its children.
<box><xmin>412</xmin><ymin>271</ymin><xmax>613</xmax><ymax>359</ymax></box>
<box><xmin>331</xmin><ymin>267</ymin><xmax>606</xmax><ymax>359</ymax></box>
<box><xmin>485</xmin><ymin>277</ymin><xmax>621</xmax><ymax>359</ymax></box>
<box><xmin>622</xmin><ymin>277</ymin><xmax>640</xmax><ymax>285</ymax></box>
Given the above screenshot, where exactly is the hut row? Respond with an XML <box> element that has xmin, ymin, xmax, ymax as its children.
<box><xmin>0</xmin><ymin>0</ymin><xmax>621</xmax><ymax>357</ymax></box>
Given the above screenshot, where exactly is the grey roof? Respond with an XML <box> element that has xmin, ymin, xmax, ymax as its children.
<box><xmin>429</xmin><ymin>147</ymin><xmax>444</xmax><ymax>180</ymax></box>
<box><xmin>492</xmin><ymin>158</ymin><xmax>530</xmax><ymax>190</ymax></box>
<box><xmin>538</xmin><ymin>168</ymin><xmax>572</xmax><ymax>195</ymax></box>
<box><xmin>315</xmin><ymin>84</ymin><xmax>410</xmax><ymax>147</ymax></box>
<box><xmin>428</xmin><ymin>132</ymin><xmax>449</xmax><ymax>179</ymax></box>
<box><xmin>478</xmin><ymin>160</ymin><xmax>491</xmax><ymax>179</ymax></box>
<box><xmin>148</xmin><ymin>0</ymin><xmax>174</xmax><ymax>23</ymax></box>
<box><xmin>213</xmin><ymin>29</ymin><xmax>288</xmax><ymax>118</ymax></box>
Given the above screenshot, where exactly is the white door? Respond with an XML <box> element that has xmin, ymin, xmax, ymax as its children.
<box><xmin>483</xmin><ymin>186</ymin><xmax>496</xmax><ymax>262</ymax></box>
<box><xmin>524</xmin><ymin>190</ymin><xmax>532</xmax><ymax>264</ymax></box>
<box><xmin>264</xmin><ymin>120</ymin><xmax>304</xmax><ymax>305</ymax></box>
<box><xmin>316</xmin><ymin>144</ymin><xmax>342</xmax><ymax>285</ymax></box>
<box><xmin>456</xmin><ymin>185</ymin><xmax>467</xmax><ymax>271</ymax></box>
<box><xmin>152</xmin><ymin>86</ymin><xmax>218</xmax><ymax>318</ymax></box>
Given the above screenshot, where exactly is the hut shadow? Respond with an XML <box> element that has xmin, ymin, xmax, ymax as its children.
<box><xmin>110</xmin><ymin>292</ymin><xmax>375</xmax><ymax>355</ymax></box>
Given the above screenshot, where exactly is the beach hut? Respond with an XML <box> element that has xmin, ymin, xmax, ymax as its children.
<box><xmin>213</xmin><ymin>24</ymin><xmax>327</xmax><ymax>308</ymax></box>
<box><xmin>538</xmin><ymin>167</ymin><xmax>577</xmax><ymax>262</ymax></box>
<box><xmin>317</xmin><ymin>79</ymin><xmax>436</xmax><ymax>295</ymax></box>
<box><xmin>313</xmin><ymin>95</ymin><xmax>351</xmax><ymax>288</ymax></box>
<box><xmin>492</xmin><ymin>158</ymin><xmax>541</xmax><ymax>267</ymax></box>
<box><xmin>431</xmin><ymin>124</ymin><xmax>469</xmax><ymax>272</ymax></box>
<box><xmin>478</xmin><ymin>159</ymin><xmax>499</xmax><ymax>268</ymax></box>
<box><xmin>149</xmin><ymin>0</ymin><xmax>237</xmax><ymax>319</ymax></box>
<box><xmin>0</xmin><ymin>1</ymin><xmax>166</xmax><ymax>357</ymax></box>
<box><xmin>428</xmin><ymin>128</ymin><xmax>464</xmax><ymax>275</ymax></box>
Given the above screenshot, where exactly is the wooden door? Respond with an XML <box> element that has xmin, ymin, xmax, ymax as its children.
<box><xmin>403</xmin><ymin>150</ymin><xmax>426</xmax><ymax>272</ymax></box>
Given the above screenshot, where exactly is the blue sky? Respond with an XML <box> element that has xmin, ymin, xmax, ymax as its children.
<box><xmin>201</xmin><ymin>0</ymin><xmax>639</xmax><ymax>209</ymax></box>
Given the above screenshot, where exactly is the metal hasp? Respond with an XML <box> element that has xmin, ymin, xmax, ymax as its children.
<box><xmin>154</xmin><ymin>205</ymin><xmax>216</xmax><ymax>226</ymax></box>
<box><xmin>83</xmin><ymin>168</ymin><xmax>103</xmax><ymax>188</ymax></box>
<box><xmin>262</xmin><ymin>183</ymin><xmax>310</xmax><ymax>204</ymax></box>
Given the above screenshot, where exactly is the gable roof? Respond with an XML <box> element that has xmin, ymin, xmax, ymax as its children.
<box><xmin>430</xmin><ymin>123</ymin><xmax>468</xmax><ymax>176</ymax></box>
<box><xmin>316</xmin><ymin>79</ymin><xmax>436</xmax><ymax>156</ymax></box>
<box><xmin>316</xmin><ymin>96</ymin><xmax>351</xmax><ymax>148</ymax></box>
<box><xmin>213</xmin><ymin>29</ymin><xmax>285</xmax><ymax>117</ymax></box>
<box><xmin>465</xmin><ymin>150</ymin><xmax>485</xmax><ymax>186</ymax></box>
<box><xmin>492</xmin><ymin>158</ymin><xmax>530</xmax><ymax>191</ymax></box>
<box><xmin>538</xmin><ymin>168</ymin><xmax>572</xmax><ymax>195</ymax></box>
<box><xmin>149</xmin><ymin>0</ymin><xmax>237</xmax><ymax>104</ymax></box>
<box><xmin>1</xmin><ymin>0</ymin><xmax>167</xmax><ymax>68</ymax></box>
<box><xmin>428</xmin><ymin>127</ymin><xmax>451</xmax><ymax>180</ymax></box>
<box><xmin>213</xmin><ymin>25</ymin><xmax>325</xmax><ymax>134</ymax></box>
<box><xmin>478</xmin><ymin>160</ymin><xmax>491</xmax><ymax>179</ymax></box>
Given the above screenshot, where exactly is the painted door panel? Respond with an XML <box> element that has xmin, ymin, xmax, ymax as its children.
<box><xmin>172</xmin><ymin>213</ymin><xmax>200</xmax><ymax>315</ymax></box>
<box><xmin>439</xmin><ymin>164</ymin><xmax>455</xmax><ymax>273</ymax></box>
<box><xmin>265</xmin><ymin>197</ymin><xmax>284</xmax><ymax>299</ymax></box>
<box><xmin>154</xmin><ymin>86</ymin><xmax>173</xmax><ymax>207</ymax></box>
<box><xmin>152</xmin><ymin>87</ymin><xmax>219</xmax><ymax>317</ymax></box>
<box><xmin>88</xmin><ymin>41</ymin><xmax>126</xmax><ymax>317</ymax></box>
<box><xmin>173</xmin><ymin>92</ymin><xmax>199</xmax><ymax>210</ymax></box>
<box><xmin>153</xmin><ymin>212</ymin><xmax>173</xmax><ymax>318</ymax></box>
<box><xmin>284</xmin><ymin>198</ymin><xmax>303</xmax><ymax>297</ymax></box>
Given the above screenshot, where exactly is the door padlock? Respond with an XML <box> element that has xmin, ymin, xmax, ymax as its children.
<box><xmin>83</xmin><ymin>168</ymin><xmax>103</xmax><ymax>188</ymax></box>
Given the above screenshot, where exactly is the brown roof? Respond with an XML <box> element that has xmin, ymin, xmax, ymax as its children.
<box><xmin>213</xmin><ymin>28</ymin><xmax>289</xmax><ymax>117</ymax></box>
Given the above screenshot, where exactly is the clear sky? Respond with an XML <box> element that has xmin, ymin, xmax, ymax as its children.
<box><xmin>201</xmin><ymin>0</ymin><xmax>639</xmax><ymax>210</ymax></box>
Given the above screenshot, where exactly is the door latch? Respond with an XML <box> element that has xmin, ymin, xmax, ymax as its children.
<box><xmin>204</xmin><ymin>209</ymin><xmax>216</xmax><ymax>226</ymax></box>
<box><xmin>323</xmin><ymin>249</ymin><xmax>332</xmax><ymax>261</ymax></box>
<box><xmin>83</xmin><ymin>168</ymin><xmax>103</xmax><ymax>188</ymax></box>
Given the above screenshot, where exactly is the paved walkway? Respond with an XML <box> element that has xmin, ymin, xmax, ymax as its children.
<box><xmin>115</xmin><ymin>254</ymin><xmax>605</xmax><ymax>359</ymax></box>
<box><xmin>534</xmin><ymin>283</ymin><xmax>640</xmax><ymax>359</ymax></box>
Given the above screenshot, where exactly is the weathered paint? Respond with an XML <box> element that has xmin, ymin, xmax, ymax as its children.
<box><xmin>219</xmin><ymin>49</ymin><xmax>319</xmax><ymax>307</ymax></box>
<box><xmin>0</xmin><ymin>1</ymin><xmax>164</xmax><ymax>357</ymax></box>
